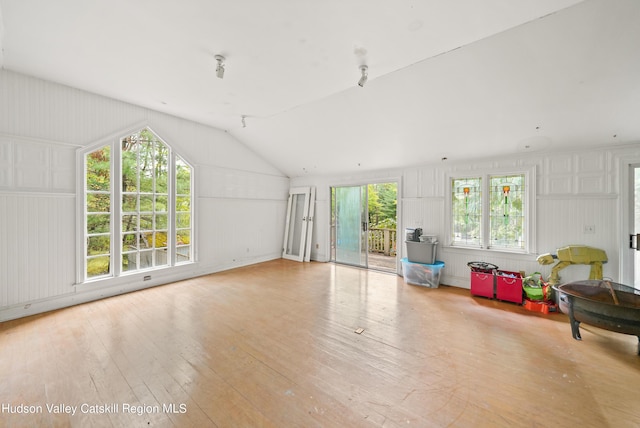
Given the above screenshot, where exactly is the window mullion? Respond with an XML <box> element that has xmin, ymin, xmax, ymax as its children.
<box><xmin>83</xmin><ymin>168</ymin><xmax>89</xmax><ymax>281</ymax></box>
<box><xmin>82</xmin><ymin>164</ymin><xmax>89</xmax><ymax>282</ymax></box>
<box><xmin>168</xmin><ymin>151</ymin><xmax>176</xmax><ymax>266</ymax></box>
<box><xmin>113</xmin><ymin>141</ymin><xmax>123</xmax><ymax>277</ymax></box>
<box><xmin>152</xmin><ymin>140</ymin><xmax>157</xmax><ymax>268</ymax></box>
<box><xmin>481</xmin><ymin>175</ymin><xmax>490</xmax><ymax>249</ymax></box>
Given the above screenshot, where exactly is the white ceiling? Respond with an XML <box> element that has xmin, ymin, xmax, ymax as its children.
<box><xmin>1</xmin><ymin>0</ymin><xmax>639</xmax><ymax>177</ymax></box>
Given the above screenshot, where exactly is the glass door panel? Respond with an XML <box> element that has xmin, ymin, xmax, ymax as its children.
<box><xmin>283</xmin><ymin>187</ymin><xmax>311</xmax><ymax>262</ymax></box>
<box><xmin>334</xmin><ymin>185</ymin><xmax>367</xmax><ymax>267</ymax></box>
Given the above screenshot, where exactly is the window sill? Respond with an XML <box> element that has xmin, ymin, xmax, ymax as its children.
<box><xmin>75</xmin><ymin>262</ymin><xmax>196</xmax><ymax>292</ymax></box>
<box><xmin>442</xmin><ymin>245</ymin><xmax>535</xmax><ymax>258</ymax></box>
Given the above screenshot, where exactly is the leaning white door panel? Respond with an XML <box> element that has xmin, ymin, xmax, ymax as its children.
<box><xmin>304</xmin><ymin>186</ymin><xmax>316</xmax><ymax>262</ymax></box>
<box><xmin>283</xmin><ymin>187</ymin><xmax>310</xmax><ymax>262</ymax></box>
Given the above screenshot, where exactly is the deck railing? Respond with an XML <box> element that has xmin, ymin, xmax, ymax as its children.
<box><xmin>368</xmin><ymin>228</ymin><xmax>397</xmax><ymax>256</ymax></box>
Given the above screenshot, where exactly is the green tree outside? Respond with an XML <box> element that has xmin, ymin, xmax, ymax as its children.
<box><xmin>368</xmin><ymin>183</ymin><xmax>397</xmax><ymax>229</ymax></box>
<box><xmin>85</xmin><ymin>129</ymin><xmax>192</xmax><ymax>277</ymax></box>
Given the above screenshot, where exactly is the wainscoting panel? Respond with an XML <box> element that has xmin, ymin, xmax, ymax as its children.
<box><xmin>546</xmin><ymin>153</ymin><xmax>574</xmax><ymax>175</ymax></box>
<box><xmin>401</xmin><ymin>197</ymin><xmax>444</xmax><ymax>259</ymax></box>
<box><xmin>576</xmin><ymin>174</ymin><xmax>606</xmax><ymax>194</ymax></box>
<box><xmin>536</xmin><ymin>196</ymin><xmax>618</xmax><ymax>282</ymax></box>
<box><xmin>418</xmin><ymin>167</ymin><xmax>440</xmax><ymax>198</ymax></box>
<box><xmin>547</xmin><ymin>175</ymin><xmax>573</xmax><ymax>194</ymax></box>
<box><xmin>0</xmin><ymin>140</ymin><xmax>13</xmax><ymax>187</ymax></box>
<box><xmin>0</xmin><ymin>137</ymin><xmax>76</xmax><ymax>192</ymax></box>
<box><xmin>403</xmin><ymin>168</ymin><xmax>419</xmax><ymax>199</ymax></box>
<box><xmin>577</xmin><ymin>151</ymin><xmax>605</xmax><ymax>173</ymax></box>
<box><xmin>0</xmin><ymin>193</ymin><xmax>76</xmax><ymax>307</ymax></box>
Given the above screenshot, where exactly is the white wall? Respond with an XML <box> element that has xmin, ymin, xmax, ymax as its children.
<box><xmin>0</xmin><ymin>70</ymin><xmax>289</xmax><ymax>321</ymax></box>
<box><xmin>2</xmin><ymin>67</ymin><xmax>638</xmax><ymax>320</ymax></box>
<box><xmin>293</xmin><ymin>144</ymin><xmax>640</xmax><ymax>289</ymax></box>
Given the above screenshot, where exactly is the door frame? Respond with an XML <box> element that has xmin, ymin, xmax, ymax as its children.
<box><xmin>329</xmin><ymin>177</ymin><xmax>402</xmax><ymax>273</ymax></box>
<box><xmin>619</xmin><ymin>158</ymin><xmax>640</xmax><ymax>285</ymax></box>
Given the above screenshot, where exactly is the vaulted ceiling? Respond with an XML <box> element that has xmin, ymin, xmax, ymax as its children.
<box><xmin>1</xmin><ymin>0</ymin><xmax>639</xmax><ymax>177</ymax></box>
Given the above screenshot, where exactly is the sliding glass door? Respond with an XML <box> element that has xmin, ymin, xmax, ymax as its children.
<box><xmin>331</xmin><ymin>182</ymin><xmax>398</xmax><ymax>272</ymax></box>
<box><xmin>333</xmin><ymin>185</ymin><xmax>368</xmax><ymax>267</ymax></box>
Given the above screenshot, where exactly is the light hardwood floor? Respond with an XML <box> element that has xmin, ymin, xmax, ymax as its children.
<box><xmin>1</xmin><ymin>259</ymin><xmax>639</xmax><ymax>427</ymax></box>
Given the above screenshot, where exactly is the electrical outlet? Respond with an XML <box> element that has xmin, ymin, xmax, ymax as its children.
<box><xmin>584</xmin><ymin>225</ymin><xmax>595</xmax><ymax>234</ymax></box>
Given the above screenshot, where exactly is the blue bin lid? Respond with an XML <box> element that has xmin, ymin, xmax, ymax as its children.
<box><xmin>401</xmin><ymin>258</ymin><xmax>444</xmax><ymax>267</ymax></box>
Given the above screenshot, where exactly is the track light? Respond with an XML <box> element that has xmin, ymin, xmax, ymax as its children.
<box><xmin>215</xmin><ymin>55</ymin><xmax>225</xmax><ymax>79</ymax></box>
<box><xmin>358</xmin><ymin>65</ymin><xmax>368</xmax><ymax>87</ymax></box>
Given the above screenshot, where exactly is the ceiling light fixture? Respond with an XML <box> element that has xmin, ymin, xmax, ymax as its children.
<box><xmin>215</xmin><ymin>55</ymin><xmax>225</xmax><ymax>79</ymax></box>
<box><xmin>358</xmin><ymin>65</ymin><xmax>368</xmax><ymax>87</ymax></box>
<box><xmin>241</xmin><ymin>115</ymin><xmax>247</xmax><ymax>128</ymax></box>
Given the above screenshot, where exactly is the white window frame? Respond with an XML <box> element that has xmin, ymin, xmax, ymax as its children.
<box><xmin>76</xmin><ymin>126</ymin><xmax>195</xmax><ymax>285</ymax></box>
<box><xmin>446</xmin><ymin>166</ymin><xmax>536</xmax><ymax>254</ymax></box>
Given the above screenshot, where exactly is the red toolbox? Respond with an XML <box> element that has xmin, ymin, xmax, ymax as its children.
<box><xmin>496</xmin><ymin>270</ymin><xmax>523</xmax><ymax>304</ymax></box>
<box><xmin>468</xmin><ymin>262</ymin><xmax>497</xmax><ymax>298</ymax></box>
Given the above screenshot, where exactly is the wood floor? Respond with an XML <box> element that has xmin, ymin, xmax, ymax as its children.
<box><xmin>1</xmin><ymin>259</ymin><xmax>639</xmax><ymax>427</ymax></box>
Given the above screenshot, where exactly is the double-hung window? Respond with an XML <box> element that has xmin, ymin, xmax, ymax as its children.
<box><xmin>450</xmin><ymin>168</ymin><xmax>534</xmax><ymax>252</ymax></box>
<box><xmin>81</xmin><ymin>128</ymin><xmax>193</xmax><ymax>282</ymax></box>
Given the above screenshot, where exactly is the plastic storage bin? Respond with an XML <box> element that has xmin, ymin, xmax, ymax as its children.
<box><xmin>405</xmin><ymin>241</ymin><xmax>438</xmax><ymax>264</ymax></box>
<box><xmin>495</xmin><ymin>270</ymin><xmax>523</xmax><ymax>304</ymax></box>
<box><xmin>401</xmin><ymin>258</ymin><xmax>445</xmax><ymax>288</ymax></box>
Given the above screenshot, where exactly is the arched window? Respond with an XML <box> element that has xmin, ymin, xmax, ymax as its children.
<box><xmin>81</xmin><ymin>128</ymin><xmax>193</xmax><ymax>282</ymax></box>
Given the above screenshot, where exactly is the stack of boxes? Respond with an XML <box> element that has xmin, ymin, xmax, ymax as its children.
<box><xmin>401</xmin><ymin>229</ymin><xmax>445</xmax><ymax>288</ymax></box>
